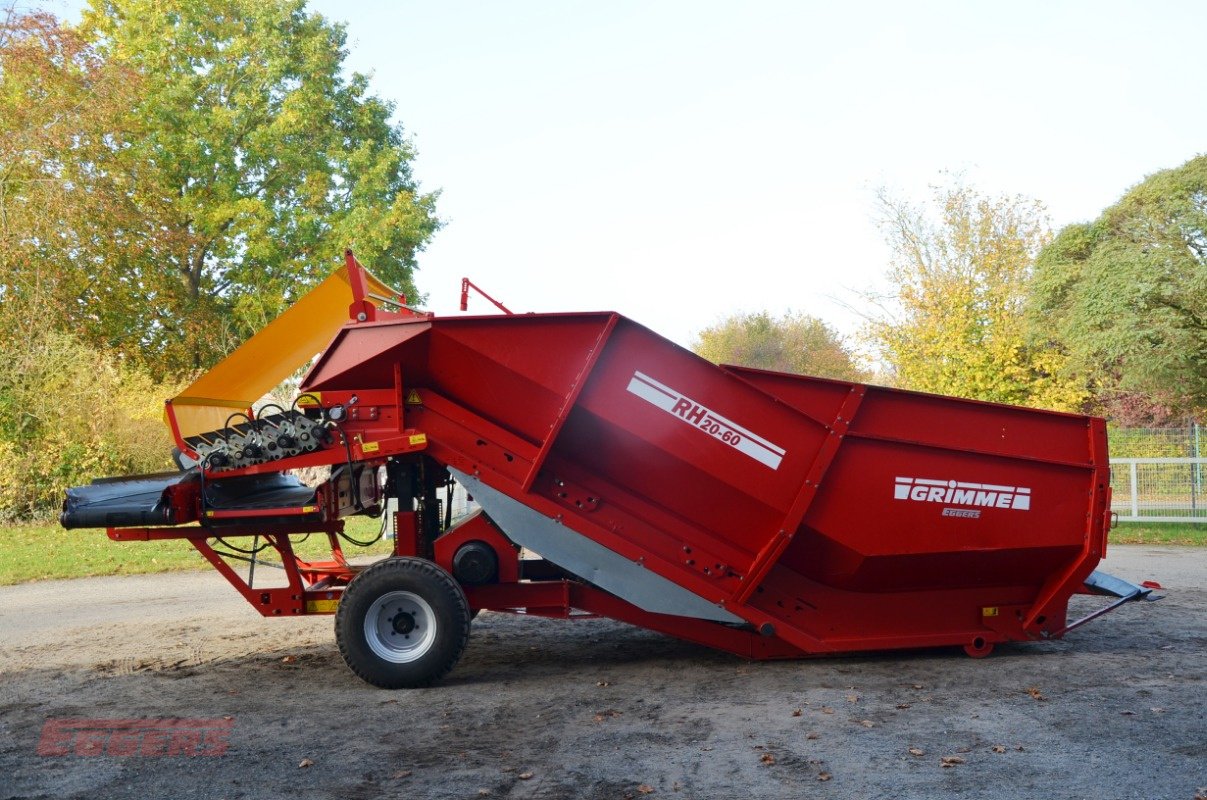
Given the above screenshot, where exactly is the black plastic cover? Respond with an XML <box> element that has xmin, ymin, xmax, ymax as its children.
<box><xmin>60</xmin><ymin>471</ymin><xmax>197</xmax><ymax>529</ymax></box>
<box><xmin>61</xmin><ymin>470</ymin><xmax>319</xmax><ymax>530</ymax></box>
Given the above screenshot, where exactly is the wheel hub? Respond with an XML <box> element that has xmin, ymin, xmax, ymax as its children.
<box><xmin>363</xmin><ymin>590</ymin><xmax>438</xmax><ymax>664</ymax></box>
<box><xmin>391</xmin><ymin>611</ymin><xmax>416</xmax><ymax>635</ymax></box>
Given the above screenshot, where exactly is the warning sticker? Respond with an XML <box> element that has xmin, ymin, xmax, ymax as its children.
<box><xmin>405</xmin><ymin>390</ymin><xmax>423</xmax><ymax>405</ymax></box>
<box><xmin>626</xmin><ymin>371</ymin><xmax>786</xmax><ymax>470</ymax></box>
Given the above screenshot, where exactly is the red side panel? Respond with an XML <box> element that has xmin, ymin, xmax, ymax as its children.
<box><xmin>301</xmin><ymin>312</ymin><xmax>1111</xmax><ymax>654</ymax></box>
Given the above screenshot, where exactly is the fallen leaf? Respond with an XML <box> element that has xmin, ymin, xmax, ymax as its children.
<box><xmin>637</xmin><ymin>785</ymin><xmax>655</xmax><ymax>795</ymax></box>
<box><xmin>896</xmin><ymin>703</ymin><xmax>911</xmax><ymax>710</ymax></box>
<box><xmin>912</xmin><ymin>684</ymin><xmax>924</xmax><ymax>690</ymax></box>
<box><xmin>221</xmin><ymin>715</ymin><xmax>234</xmax><ymax>721</ymax></box>
<box><xmin>817</xmin><ymin>772</ymin><xmax>832</xmax><ymax>782</ymax></box>
<box><xmin>518</xmin><ymin>772</ymin><xmax>534</xmax><ymax>780</ymax></box>
<box><xmin>845</xmin><ymin>693</ymin><xmax>859</xmax><ymax>703</ymax></box>
<box><xmin>791</xmin><ymin>708</ymin><xmax>803</xmax><ymax>717</ymax></box>
<box><xmin>298</xmin><ymin>758</ymin><xmax>314</xmax><ymax>768</ymax></box>
<box><xmin>991</xmin><ymin>745</ymin><xmax>1006</xmax><ymax>754</ymax></box>
<box><xmin>282</xmin><ymin>655</ymin><xmax>297</xmax><ymax>664</ymax></box>
<box><xmin>477</xmin><ymin>790</ymin><xmax>490</xmax><ymax>797</ymax></box>
<box><xmin>391</xmin><ymin>770</ymin><xmax>412</xmax><ymax>779</ymax></box>
<box><xmin>760</xmin><ymin>753</ymin><xmax>776</xmax><ymax>765</ymax></box>
<box><xmin>940</xmin><ymin>756</ymin><xmax>965</xmax><ymax>768</ymax></box>
<box><xmin>821</xmin><ymin>707</ymin><xmax>835</xmax><ymax>715</ymax></box>
<box><xmin>908</xmin><ymin>747</ymin><xmax>925</xmax><ymax>757</ymax></box>
<box><xmin>806</xmin><ymin>732</ymin><xmax>820</xmax><ymax>740</ymax></box>
<box><xmin>1025</xmin><ymin>687</ymin><xmax>1046</xmax><ymax>701</ymax></box>
<box><xmin>597</xmin><ymin>680</ymin><xmax>611</xmax><ymax>687</ymax></box>
<box><xmin>859</xmin><ymin>719</ymin><xmax>875</xmax><ymax>728</ymax></box>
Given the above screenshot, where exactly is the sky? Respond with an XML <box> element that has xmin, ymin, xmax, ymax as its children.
<box><xmin>44</xmin><ymin>0</ymin><xmax>1207</xmax><ymax>349</ymax></box>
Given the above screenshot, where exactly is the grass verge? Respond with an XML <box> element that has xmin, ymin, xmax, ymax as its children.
<box><xmin>1109</xmin><ymin>521</ymin><xmax>1206</xmax><ymax>546</ymax></box>
<box><xmin>0</xmin><ymin>516</ymin><xmax>394</xmax><ymax>586</ymax></box>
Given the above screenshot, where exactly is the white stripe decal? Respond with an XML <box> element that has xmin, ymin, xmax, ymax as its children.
<box><xmin>626</xmin><ymin>371</ymin><xmax>785</xmax><ymax>470</ymax></box>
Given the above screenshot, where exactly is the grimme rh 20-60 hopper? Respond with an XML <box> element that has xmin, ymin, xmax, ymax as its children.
<box><xmin>62</xmin><ymin>253</ymin><xmax>1155</xmax><ymax>688</ymax></box>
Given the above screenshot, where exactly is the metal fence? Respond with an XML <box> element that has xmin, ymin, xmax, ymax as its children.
<box><xmin>1109</xmin><ymin>425</ymin><xmax>1205</xmax><ymax>523</ymax></box>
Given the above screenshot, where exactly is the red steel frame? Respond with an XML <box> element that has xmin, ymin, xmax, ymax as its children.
<box><xmin>106</xmin><ymin>262</ymin><xmax>807</xmax><ymax>661</ymax></box>
<box><xmin>97</xmin><ymin>257</ymin><xmax>1125</xmax><ymax>663</ymax></box>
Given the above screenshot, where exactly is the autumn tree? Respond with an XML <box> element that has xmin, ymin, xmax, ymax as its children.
<box><xmin>0</xmin><ymin>10</ymin><xmax>142</xmax><ymax>330</ymax></box>
<box><xmin>1031</xmin><ymin>155</ymin><xmax>1207</xmax><ymax>418</ymax></box>
<box><xmin>692</xmin><ymin>311</ymin><xmax>867</xmax><ymax>382</ymax></box>
<box><xmin>865</xmin><ymin>183</ymin><xmax>1085</xmax><ymax>410</ymax></box>
<box><xmin>1</xmin><ymin>1</ymin><xmax>440</xmax><ymax>377</ymax></box>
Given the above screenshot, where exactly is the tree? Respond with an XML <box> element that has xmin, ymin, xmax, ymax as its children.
<box><xmin>865</xmin><ymin>183</ymin><xmax>1086</xmax><ymax>410</ymax></box>
<box><xmin>1</xmin><ymin>1</ymin><xmax>440</xmax><ymax>377</ymax></box>
<box><xmin>0</xmin><ymin>10</ymin><xmax>143</xmax><ymax>329</ymax></box>
<box><xmin>692</xmin><ymin>311</ymin><xmax>868</xmax><ymax>382</ymax></box>
<box><xmin>1031</xmin><ymin>155</ymin><xmax>1207</xmax><ymax>418</ymax></box>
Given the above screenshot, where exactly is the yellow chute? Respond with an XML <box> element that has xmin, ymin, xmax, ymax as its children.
<box><xmin>167</xmin><ymin>261</ymin><xmax>405</xmax><ymax>440</ymax></box>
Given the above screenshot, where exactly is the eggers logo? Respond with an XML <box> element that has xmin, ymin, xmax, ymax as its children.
<box><xmin>38</xmin><ymin>718</ymin><xmax>233</xmax><ymax>757</ymax></box>
<box><xmin>894</xmin><ymin>476</ymin><xmax>1031</xmax><ymax>511</ymax></box>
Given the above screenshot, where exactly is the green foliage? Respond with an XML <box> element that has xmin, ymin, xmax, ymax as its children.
<box><xmin>1</xmin><ymin>2</ymin><xmax>440</xmax><ymax>377</ymax></box>
<box><xmin>692</xmin><ymin>311</ymin><xmax>868</xmax><ymax>381</ymax></box>
<box><xmin>865</xmin><ymin>183</ymin><xmax>1087</xmax><ymax>411</ymax></box>
<box><xmin>0</xmin><ymin>313</ymin><xmax>183</xmax><ymax>520</ymax></box>
<box><xmin>1031</xmin><ymin>155</ymin><xmax>1207</xmax><ymax>417</ymax></box>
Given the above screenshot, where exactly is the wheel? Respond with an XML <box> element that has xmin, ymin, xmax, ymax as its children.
<box><xmin>335</xmin><ymin>557</ymin><xmax>471</xmax><ymax>688</ymax></box>
<box><xmin>963</xmin><ymin>636</ymin><xmax>995</xmax><ymax>659</ymax></box>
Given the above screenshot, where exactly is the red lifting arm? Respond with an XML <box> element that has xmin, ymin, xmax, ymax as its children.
<box><xmin>460</xmin><ymin>277</ymin><xmax>513</xmax><ymax>314</ymax></box>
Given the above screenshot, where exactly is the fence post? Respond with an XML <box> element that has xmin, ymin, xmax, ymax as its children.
<box><xmin>1129</xmin><ymin>461</ymin><xmax>1139</xmax><ymax>520</ymax></box>
<box><xmin>1194</xmin><ymin>422</ymin><xmax>1202</xmax><ymax>508</ymax></box>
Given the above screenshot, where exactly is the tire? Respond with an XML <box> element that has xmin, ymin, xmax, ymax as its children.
<box><xmin>335</xmin><ymin>557</ymin><xmax>471</xmax><ymax>689</ymax></box>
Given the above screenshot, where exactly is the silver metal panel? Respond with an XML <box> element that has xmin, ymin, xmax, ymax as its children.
<box><xmin>450</xmin><ymin>469</ymin><xmax>742</xmax><ymax>624</ymax></box>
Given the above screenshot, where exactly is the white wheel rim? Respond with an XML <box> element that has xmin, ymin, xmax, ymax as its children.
<box><xmin>364</xmin><ymin>590</ymin><xmax>438</xmax><ymax>663</ymax></box>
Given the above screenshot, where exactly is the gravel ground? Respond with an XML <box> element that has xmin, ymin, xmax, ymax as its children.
<box><xmin>0</xmin><ymin>545</ymin><xmax>1203</xmax><ymax>800</ymax></box>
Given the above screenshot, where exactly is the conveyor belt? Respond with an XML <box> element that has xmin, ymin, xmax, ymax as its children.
<box><xmin>61</xmin><ymin>470</ymin><xmax>318</xmax><ymax>529</ymax></box>
<box><xmin>61</xmin><ymin>471</ymin><xmax>197</xmax><ymax>529</ymax></box>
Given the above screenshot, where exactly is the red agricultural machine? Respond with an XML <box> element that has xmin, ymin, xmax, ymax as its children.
<box><xmin>62</xmin><ymin>252</ymin><xmax>1155</xmax><ymax>688</ymax></box>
